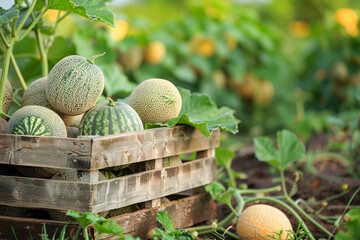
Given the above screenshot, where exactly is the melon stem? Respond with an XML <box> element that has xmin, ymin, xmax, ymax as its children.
<box><xmin>106</xmin><ymin>97</ymin><xmax>116</xmax><ymax>107</ymax></box>
<box><xmin>88</xmin><ymin>52</ymin><xmax>106</xmax><ymax>64</ymax></box>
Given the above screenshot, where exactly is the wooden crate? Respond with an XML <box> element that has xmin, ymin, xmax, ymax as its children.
<box><xmin>0</xmin><ymin>193</ymin><xmax>216</xmax><ymax>240</ymax></box>
<box><xmin>0</xmin><ymin>125</ymin><xmax>219</xmax><ymax>238</ymax></box>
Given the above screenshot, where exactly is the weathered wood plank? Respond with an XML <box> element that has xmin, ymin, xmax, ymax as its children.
<box><xmin>0</xmin><ymin>126</ymin><xmax>220</xmax><ymax>171</ymax></box>
<box><xmin>91</xmin><ymin>125</ymin><xmax>220</xmax><ymax>169</ymax></box>
<box><xmin>95</xmin><ymin>193</ymin><xmax>217</xmax><ymax>239</ymax></box>
<box><xmin>0</xmin><ymin>133</ymin><xmax>92</xmax><ymax>169</ymax></box>
<box><xmin>0</xmin><ymin>194</ymin><xmax>216</xmax><ymax>240</ymax></box>
<box><xmin>0</xmin><ymin>157</ymin><xmax>216</xmax><ymax>212</ymax></box>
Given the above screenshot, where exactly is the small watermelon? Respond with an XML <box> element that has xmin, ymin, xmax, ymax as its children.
<box><xmin>7</xmin><ymin>105</ymin><xmax>66</xmax><ymax>137</ymax></box>
<box><xmin>79</xmin><ymin>98</ymin><xmax>143</xmax><ymax>136</ymax></box>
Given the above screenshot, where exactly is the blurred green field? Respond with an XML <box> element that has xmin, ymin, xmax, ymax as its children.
<box><xmin>3</xmin><ymin>0</ymin><xmax>360</xmax><ymax>150</ymax></box>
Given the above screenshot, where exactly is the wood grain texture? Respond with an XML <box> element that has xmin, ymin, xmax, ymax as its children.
<box><xmin>0</xmin><ymin>126</ymin><xmax>220</xmax><ymax>170</ymax></box>
<box><xmin>0</xmin><ymin>133</ymin><xmax>92</xmax><ymax>169</ymax></box>
<box><xmin>0</xmin><ymin>157</ymin><xmax>216</xmax><ymax>212</ymax></box>
<box><xmin>0</xmin><ymin>194</ymin><xmax>216</xmax><ymax>240</ymax></box>
<box><xmin>90</xmin><ymin>125</ymin><xmax>220</xmax><ymax>169</ymax></box>
<box><xmin>96</xmin><ymin>193</ymin><xmax>217</xmax><ymax>239</ymax></box>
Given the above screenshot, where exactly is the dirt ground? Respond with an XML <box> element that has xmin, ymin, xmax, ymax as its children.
<box><xmin>200</xmin><ymin>134</ymin><xmax>360</xmax><ymax>239</ymax></box>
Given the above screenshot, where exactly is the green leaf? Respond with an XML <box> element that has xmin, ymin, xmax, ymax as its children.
<box><xmin>13</xmin><ymin>36</ymin><xmax>39</xmax><ymax>59</ymax></box>
<box><xmin>254</xmin><ymin>130</ymin><xmax>305</xmax><ymax>170</ymax></box>
<box><xmin>157</xmin><ymin>211</ymin><xmax>176</xmax><ymax>233</ymax></box>
<box><xmin>99</xmin><ymin>63</ymin><xmax>137</xmax><ymax>97</ymax></box>
<box><xmin>335</xmin><ymin>208</ymin><xmax>360</xmax><ymax>240</ymax></box>
<box><xmin>277</xmin><ymin>130</ymin><xmax>305</xmax><ymax>169</ymax></box>
<box><xmin>145</xmin><ymin>87</ymin><xmax>240</xmax><ymax>137</ymax></box>
<box><xmin>122</xmin><ymin>236</ymin><xmax>141</xmax><ymax>240</ymax></box>
<box><xmin>254</xmin><ymin>138</ymin><xmax>275</xmax><ymax>161</ymax></box>
<box><xmin>93</xmin><ymin>219</ymin><xmax>124</xmax><ymax>236</ymax></box>
<box><xmin>65</xmin><ymin>210</ymin><xmax>99</xmax><ymax>228</ymax></box>
<box><xmin>48</xmin><ymin>36</ymin><xmax>76</xmax><ymax>64</ymax></box>
<box><xmin>215</xmin><ymin>147</ymin><xmax>235</xmax><ymax>168</ymax></box>
<box><xmin>0</xmin><ymin>6</ymin><xmax>19</xmax><ymax>25</ymax></box>
<box><xmin>46</xmin><ymin>0</ymin><xmax>114</xmax><ymax>27</ymax></box>
<box><xmin>205</xmin><ymin>181</ymin><xmax>226</xmax><ymax>200</ymax></box>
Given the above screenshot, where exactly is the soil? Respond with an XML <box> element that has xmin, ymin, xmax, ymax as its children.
<box><xmin>200</xmin><ymin>134</ymin><xmax>360</xmax><ymax>239</ymax></box>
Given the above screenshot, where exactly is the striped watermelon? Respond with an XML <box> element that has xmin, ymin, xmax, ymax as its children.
<box><xmin>79</xmin><ymin>98</ymin><xmax>144</xmax><ymax>136</ymax></box>
<box><xmin>7</xmin><ymin>105</ymin><xmax>67</xmax><ymax>137</ymax></box>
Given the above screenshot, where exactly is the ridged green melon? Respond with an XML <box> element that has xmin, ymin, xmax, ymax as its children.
<box><xmin>129</xmin><ymin>78</ymin><xmax>182</xmax><ymax>124</ymax></box>
<box><xmin>7</xmin><ymin>105</ymin><xmax>66</xmax><ymax>137</ymax></box>
<box><xmin>46</xmin><ymin>54</ymin><xmax>105</xmax><ymax>116</ymax></box>
<box><xmin>79</xmin><ymin>98</ymin><xmax>143</xmax><ymax>136</ymax></box>
<box><xmin>21</xmin><ymin>77</ymin><xmax>53</xmax><ymax>110</ymax></box>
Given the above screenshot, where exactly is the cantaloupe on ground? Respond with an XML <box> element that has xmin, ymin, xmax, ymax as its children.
<box><xmin>21</xmin><ymin>77</ymin><xmax>54</xmax><ymax>110</ymax></box>
<box><xmin>79</xmin><ymin>98</ymin><xmax>143</xmax><ymax>136</ymax></box>
<box><xmin>7</xmin><ymin>105</ymin><xmax>67</xmax><ymax>137</ymax></box>
<box><xmin>236</xmin><ymin>204</ymin><xmax>293</xmax><ymax>240</ymax></box>
<box><xmin>46</xmin><ymin>54</ymin><xmax>105</xmax><ymax>116</ymax></box>
<box><xmin>129</xmin><ymin>78</ymin><xmax>182</xmax><ymax>124</ymax></box>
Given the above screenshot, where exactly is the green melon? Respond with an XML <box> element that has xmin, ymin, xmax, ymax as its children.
<box><xmin>0</xmin><ymin>205</ymin><xmax>29</xmax><ymax>217</ymax></box>
<box><xmin>0</xmin><ymin>69</ymin><xmax>13</xmax><ymax>116</ymax></box>
<box><xmin>7</xmin><ymin>105</ymin><xmax>67</xmax><ymax>137</ymax></box>
<box><xmin>21</xmin><ymin>77</ymin><xmax>54</xmax><ymax>110</ymax></box>
<box><xmin>15</xmin><ymin>166</ymin><xmax>60</xmax><ymax>178</ymax></box>
<box><xmin>0</xmin><ymin>118</ymin><xmax>8</xmax><ymax>133</ymax></box>
<box><xmin>46</xmin><ymin>54</ymin><xmax>105</xmax><ymax>116</ymax></box>
<box><xmin>3</xmin><ymin>79</ymin><xmax>13</xmax><ymax>115</ymax></box>
<box><xmin>79</xmin><ymin>98</ymin><xmax>143</xmax><ymax>136</ymax></box>
<box><xmin>129</xmin><ymin>78</ymin><xmax>182</xmax><ymax>124</ymax></box>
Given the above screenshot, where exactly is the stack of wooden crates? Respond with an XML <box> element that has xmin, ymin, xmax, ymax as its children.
<box><xmin>0</xmin><ymin>125</ymin><xmax>219</xmax><ymax>239</ymax></box>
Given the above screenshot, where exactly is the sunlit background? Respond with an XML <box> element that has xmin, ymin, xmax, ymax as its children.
<box><xmin>2</xmin><ymin>0</ymin><xmax>360</xmax><ymax>150</ymax></box>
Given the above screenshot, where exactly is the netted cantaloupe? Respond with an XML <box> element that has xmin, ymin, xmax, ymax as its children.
<box><xmin>236</xmin><ymin>204</ymin><xmax>293</xmax><ymax>240</ymax></box>
<box><xmin>0</xmin><ymin>118</ymin><xmax>8</xmax><ymax>133</ymax></box>
<box><xmin>21</xmin><ymin>77</ymin><xmax>54</xmax><ymax>110</ymax></box>
<box><xmin>129</xmin><ymin>78</ymin><xmax>182</xmax><ymax>124</ymax></box>
<box><xmin>15</xmin><ymin>166</ymin><xmax>60</xmax><ymax>178</ymax></box>
<box><xmin>79</xmin><ymin>98</ymin><xmax>143</xmax><ymax>136</ymax></box>
<box><xmin>7</xmin><ymin>105</ymin><xmax>66</xmax><ymax>137</ymax></box>
<box><xmin>46</xmin><ymin>54</ymin><xmax>105</xmax><ymax>116</ymax></box>
<box><xmin>0</xmin><ymin>205</ymin><xmax>29</xmax><ymax>217</ymax></box>
<box><xmin>66</xmin><ymin>126</ymin><xmax>79</xmax><ymax>138</ymax></box>
<box><xmin>3</xmin><ymin>79</ymin><xmax>13</xmax><ymax>115</ymax></box>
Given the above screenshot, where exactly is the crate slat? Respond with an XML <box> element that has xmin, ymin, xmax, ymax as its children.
<box><xmin>0</xmin><ymin>193</ymin><xmax>216</xmax><ymax>240</ymax></box>
<box><xmin>0</xmin><ymin>157</ymin><xmax>216</xmax><ymax>212</ymax></box>
<box><xmin>0</xmin><ymin>126</ymin><xmax>220</xmax><ymax>170</ymax></box>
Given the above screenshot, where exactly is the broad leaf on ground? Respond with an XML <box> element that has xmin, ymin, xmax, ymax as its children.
<box><xmin>145</xmin><ymin>87</ymin><xmax>240</xmax><ymax>137</ymax></box>
<box><xmin>0</xmin><ymin>6</ymin><xmax>19</xmax><ymax>25</ymax></box>
<box><xmin>254</xmin><ymin>130</ymin><xmax>305</xmax><ymax>170</ymax></box>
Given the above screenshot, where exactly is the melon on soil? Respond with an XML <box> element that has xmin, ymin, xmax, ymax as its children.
<box><xmin>79</xmin><ymin>99</ymin><xmax>143</xmax><ymax>136</ymax></box>
<box><xmin>129</xmin><ymin>78</ymin><xmax>182</xmax><ymax>124</ymax></box>
<box><xmin>46</xmin><ymin>55</ymin><xmax>105</xmax><ymax>116</ymax></box>
<box><xmin>7</xmin><ymin>105</ymin><xmax>67</xmax><ymax>137</ymax></box>
<box><xmin>236</xmin><ymin>204</ymin><xmax>293</xmax><ymax>240</ymax></box>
